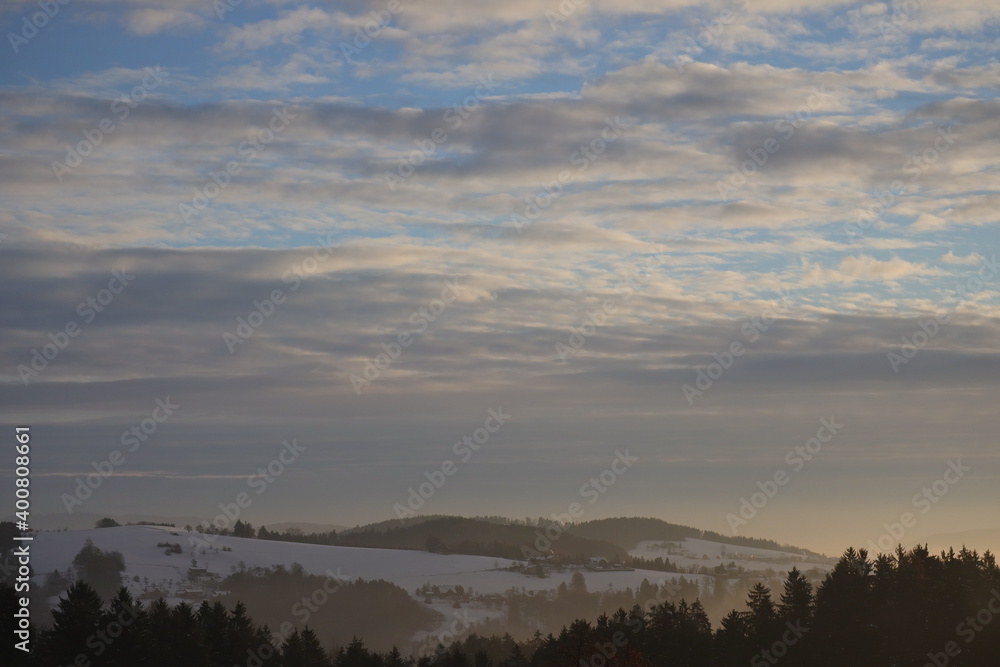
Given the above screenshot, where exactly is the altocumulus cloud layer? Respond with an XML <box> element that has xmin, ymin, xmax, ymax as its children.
<box><xmin>1</xmin><ymin>0</ymin><xmax>998</xmax><ymax>554</ymax></box>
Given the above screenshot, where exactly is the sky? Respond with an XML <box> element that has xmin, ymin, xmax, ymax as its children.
<box><xmin>1</xmin><ymin>0</ymin><xmax>998</xmax><ymax>557</ymax></box>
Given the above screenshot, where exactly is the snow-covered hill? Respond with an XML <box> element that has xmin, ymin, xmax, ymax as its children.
<box><xmin>630</xmin><ymin>538</ymin><xmax>834</xmax><ymax>574</ymax></box>
<box><xmin>27</xmin><ymin>525</ymin><xmax>834</xmax><ymax>645</ymax></box>
<box><xmin>31</xmin><ymin>525</ymin><xmax>704</xmax><ymax>598</ymax></box>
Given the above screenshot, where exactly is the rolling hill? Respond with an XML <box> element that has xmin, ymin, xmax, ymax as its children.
<box><xmin>13</xmin><ymin>516</ymin><xmax>837</xmax><ymax>651</ymax></box>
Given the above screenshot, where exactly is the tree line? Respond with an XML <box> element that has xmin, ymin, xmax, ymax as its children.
<box><xmin>4</xmin><ymin>543</ymin><xmax>998</xmax><ymax>666</ymax></box>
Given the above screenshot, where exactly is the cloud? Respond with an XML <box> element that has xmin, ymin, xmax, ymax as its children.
<box><xmin>911</xmin><ymin>213</ymin><xmax>947</xmax><ymax>231</ymax></box>
<box><xmin>2</xmin><ymin>0</ymin><xmax>1000</xmax><ymax>546</ymax></box>
<box><xmin>2</xmin><ymin>51</ymin><xmax>998</xmax><ymax>250</ymax></box>
<box><xmin>805</xmin><ymin>256</ymin><xmax>931</xmax><ymax>284</ymax></box>
<box><xmin>2</xmin><ymin>242</ymin><xmax>997</xmax><ymax>526</ymax></box>
<box><xmin>941</xmin><ymin>250</ymin><xmax>983</xmax><ymax>265</ymax></box>
<box><xmin>125</xmin><ymin>8</ymin><xmax>208</xmax><ymax>35</ymax></box>
<box><xmin>217</xmin><ymin>7</ymin><xmax>341</xmax><ymax>51</ymax></box>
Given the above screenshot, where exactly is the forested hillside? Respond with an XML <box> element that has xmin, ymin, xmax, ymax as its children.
<box><xmin>7</xmin><ymin>544</ymin><xmax>997</xmax><ymax>666</ymax></box>
<box><xmin>566</xmin><ymin>517</ymin><xmax>815</xmax><ymax>554</ymax></box>
<box><xmin>337</xmin><ymin>516</ymin><xmax>626</xmax><ymax>561</ymax></box>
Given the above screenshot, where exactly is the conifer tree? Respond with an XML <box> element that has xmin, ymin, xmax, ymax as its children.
<box><xmin>102</xmin><ymin>587</ymin><xmax>147</xmax><ymax>666</ymax></box>
<box><xmin>43</xmin><ymin>581</ymin><xmax>104</xmax><ymax>667</ymax></box>
<box><xmin>778</xmin><ymin>567</ymin><xmax>814</xmax><ymax>625</ymax></box>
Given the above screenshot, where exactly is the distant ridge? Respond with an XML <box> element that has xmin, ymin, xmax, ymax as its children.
<box><xmin>567</xmin><ymin>516</ymin><xmax>827</xmax><ymax>557</ymax></box>
<box><xmin>336</xmin><ymin>514</ymin><xmax>825</xmax><ymax>559</ymax></box>
<box><xmin>260</xmin><ymin>520</ymin><xmax>348</xmax><ymax>534</ymax></box>
<box><xmin>338</xmin><ymin>515</ymin><xmax>626</xmax><ymax>560</ymax></box>
<box><xmin>19</xmin><ymin>512</ymin><xmax>827</xmax><ymax>559</ymax></box>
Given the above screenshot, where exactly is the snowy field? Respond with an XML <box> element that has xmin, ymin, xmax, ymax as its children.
<box><xmin>629</xmin><ymin>538</ymin><xmax>834</xmax><ymax>573</ymax></box>
<box><xmin>30</xmin><ymin>525</ymin><xmax>708</xmax><ymax>602</ymax></box>
<box><xmin>27</xmin><ymin>524</ymin><xmax>838</xmax><ymax>649</ymax></box>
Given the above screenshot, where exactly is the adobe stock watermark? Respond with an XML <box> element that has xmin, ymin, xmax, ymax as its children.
<box><xmin>384</xmin><ymin>74</ymin><xmax>496</xmax><ymax>190</ymax></box>
<box><xmin>223</xmin><ymin>234</ymin><xmax>339</xmax><ymax>353</ymax></box>
<box><xmin>521</xmin><ymin>448</ymin><xmax>638</xmax><ymax>558</ymax></box>
<box><xmin>577</xmin><ymin>577</ymin><xmax>684</xmax><ymax>666</ymax></box>
<box><xmin>189</xmin><ymin>438</ymin><xmax>307</xmax><ymax>548</ymax></box>
<box><xmin>52</xmin><ymin>67</ymin><xmax>168</xmax><ymax>182</ymax></box>
<box><xmin>545</xmin><ymin>0</ymin><xmax>587</xmax><ymax>30</ymax></box>
<box><xmin>577</xmin><ymin>626</ymin><xmax>636</xmax><ymax>667</ymax></box>
<box><xmin>340</xmin><ymin>0</ymin><xmax>409</xmax><ymax>63</ymax></box>
<box><xmin>682</xmin><ymin>290</ymin><xmax>792</xmax><ymax>405</ymax></box>
<box><xmin>17</xmin><ymin>269</ymin><xmax>135</xmax><ymax>384</ymax></box>
<box><xmin>670</xmin><ymin>0</ymin><xmax>751</xmax><ymax>71</ymax></box>
<box><xmin>222</xmin><ymin>289</ymin><xmax>287</xmax><ymax>354</ymax></box>
<box><xmin>213</xmin><ymin>0</ymin><xmax>244</xmax><ymax>21</ymax></box>
<box><xmin>888</xmin><ymin>254</ymin><xmax>996</xmax><ymax>373</ymax></box>
<box><xmin>393</xmin><ymin>408</ymin><xmax>511</xmax><ymax>518</ymax></box>
<box><xmin>726</xmin><ymin>417</ymin><xmax>843</xmax><ymax>534</ymax></box>
<box><xmin>240</xmin><ymin>567</ymin><xmax>349</xmax><ymax>666</ymax></box>
<box><xmin>414</xmin><ymin>609</ymin><xmax>476</xmax><ymax>659</ymax></box>
<box><xmin>7</xmin><ymin>0</ymin><xmax>70</xmax><ymax>54</ymax></box>
<box><xmin>350</xmin><ymin>278</ymin><xmax>463</xmax><ymax>394</ymax></box>
<box><xmin>879</xmin><ymin>0</ymin><xmax>922</xmax><ymax>38</ymax></box>
<box><xmin>866</xmin><ymin>458</ymin><xmax>970</xmax><ymax>554</ymax></box>
<box><xmin>49</xmin><ymin>595</ymin><xmax>143</xmax><ymax>667</ymax></box>
<box><xmin>179</xmin><ymin>106</ymin><xmax>297</xmax><ymax>224</ymax></box>
<box><xmin>844</xmin><ymin>125</ymin><xmax>958</xmax><ymax>243</ymax></box>
<box><xmin>556</xmin><ymin>252</ymin><xmax>665</xmax><ymax>361</ymax></box>
<box><xmin>923</xmin><ymin>589</ymin><xmax>1000</xmax><ymax>667</ymax></box>
<box><xmin>751</xmin><ymin>620</ymin><xmax>809</xmax><ymax>667</ymax></box>
<box><xmin>716</xmin><ymin>84</ymin><xmax>832</xmax><ymax>197</ymax></box>
<box><xmin>509</xmin><ymin>116</ymin><xmax>632</xmax><ymax>233</ymax></box>
<box><xmin>61</xmin><ymin>397</ymin><xmax>180</xmax><ymax>513</ymax></box>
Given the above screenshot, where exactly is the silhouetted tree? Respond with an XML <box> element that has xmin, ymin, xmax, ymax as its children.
<box><xmin>101</xmin><ymin>587</ymin><xmax>148</xmax><ymax>666</ymax></box>
<box><xmin>715</xmin><ymin>608</ymin><xmax>750</xmax><ymax>664</ymax></box>
<box><xmin>779</xmin><ymin>567</ymin><xmax>814</xmax><ymax>625</ymax></box>
<box><xmin>72</xmin><ymin>539</ymin><xmax>126</xmax><ymax>599</ymax></box>
<box><xmin>334</xmin><ymin>637</ymin><xmax>380</xmax><ymax>667</ymax></box>
<box><xmin>40</xmin><ymin>581</ymin><xmax>105</xmax><ymax>667</ymax></box>
<box><xmin>233</xmin><ymin>519</ymin><xmax>256</xmax><ymax>538</ymax></box>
